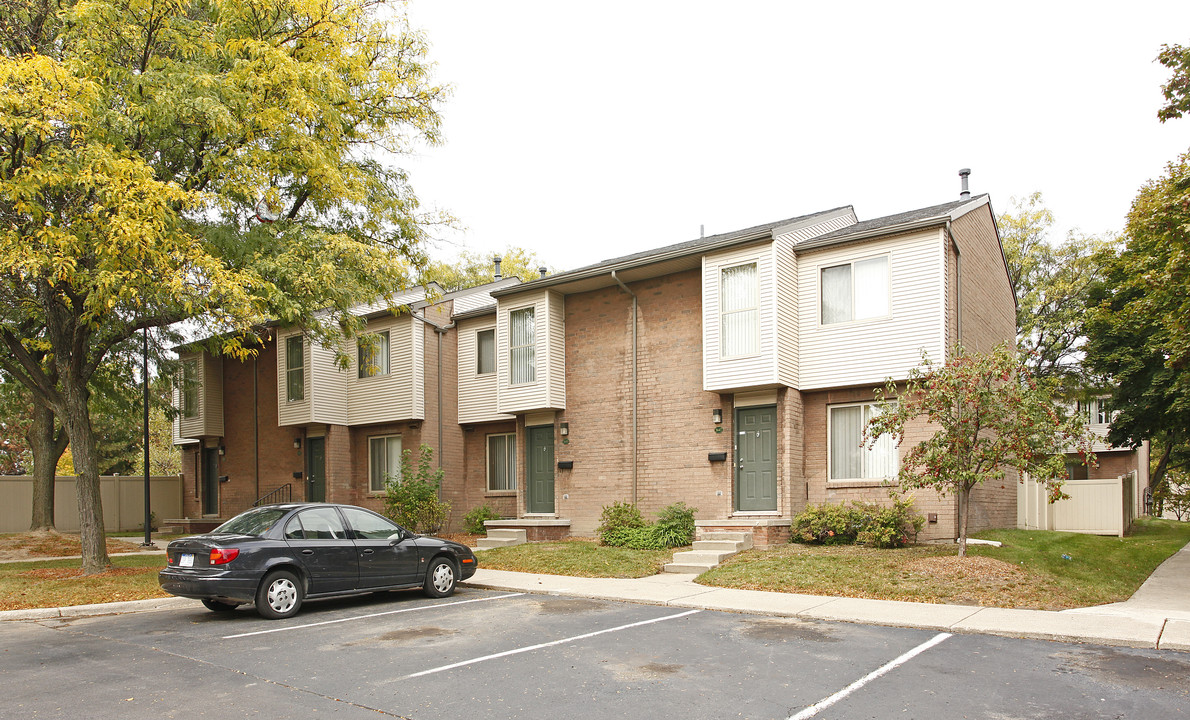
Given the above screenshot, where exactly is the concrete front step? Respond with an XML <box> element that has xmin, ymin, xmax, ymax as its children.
<box><xmin>692</xmin><ymin>540</ymin><xmax>746</xmax><ymax>552</ymax></box>
<box><xmin>475</xmin><ymin>528</ymin><xmax>527</xmax><ymax>551</ymax></box>
<box><xmin>664</xmin><ymin>531</ymin><xmax>753</xmax><ymax>573</ymax></box>
<box><xmin>699</xmin><ymin>531</ymin><xmax>754</xmax><ymax>549</ymax></box>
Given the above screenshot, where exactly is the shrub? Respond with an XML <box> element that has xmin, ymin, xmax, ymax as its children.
<box><xmin>463</xmin><ymin>504</ymin><xmax>502</xmax><ymax>535</ymax></box>
<box><xmin>597</xmin><ymin>501</ymin><xmax>646</xmax><ymax>545</ymax></box>
<box><xmin>792</xmin><ymin>499</ymin><xmax>923</xmax><ymax>549</ymax></box>
<box><xmin>383</xmin><ymin>444</ymin><xmax>451</xmax><ymax>534</ymax></box>
<box><xmin>598</xmin><ymin>501</ymin><xmax>697</xmax><ymax>549</ymax></box>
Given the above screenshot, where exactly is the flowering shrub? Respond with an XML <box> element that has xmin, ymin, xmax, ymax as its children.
<box><xmin>792</xmin><ymin>499</ymin><xmax>923</xmax><ymax>549</ymax></box>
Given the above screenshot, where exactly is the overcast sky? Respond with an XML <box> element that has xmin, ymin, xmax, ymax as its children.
<box><xmin>401</xmin><ymin>1</ymin><xmax>1190</xmax><ymax>273</ymax></box>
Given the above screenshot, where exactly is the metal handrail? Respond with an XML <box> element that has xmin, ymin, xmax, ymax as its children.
<box><xmin>253</xmin><ymin>483</ymin><xmax>293</xmax><ymax>507</ymax></box>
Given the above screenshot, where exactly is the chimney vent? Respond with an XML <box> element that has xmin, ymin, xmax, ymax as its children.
<box><xmin>959</xmin><ymin>168</ymin><xmax>971</xmax><ymax>200</ymax></box>
<box><xmin>493</xmin><ymin>256</ymin><xmax>502</xmax><ymax>280</ymax></box>
<box><xmin>539</xmin><ymin>266</ymin><xmax>548</xmax><ymax>279</ymax></box>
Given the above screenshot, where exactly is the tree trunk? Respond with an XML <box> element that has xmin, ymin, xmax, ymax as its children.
<box><xmin>27</xmin><ymin>401</ymin><xmax>68</xmax><ymax>531</ymax></box>
<box><xmin>60</xmin><ymin>384</ymin><xmax>109</xmax><ymax>574</ymax></box>
<box><xmin>957</xmin><ymin>484</ymin><xmax>970</xmax><ymax>558</ymax></box>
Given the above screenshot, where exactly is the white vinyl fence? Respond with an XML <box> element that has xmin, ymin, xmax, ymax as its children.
<box><xmin>1018</xmin><ymin>471</ymin><xmax>1136</xmax><ymax>537</ymax></box>
<box><xmin>0</xmin><ymin>475</ymin><xmax>183</xmax><ymax>533</ymax></box>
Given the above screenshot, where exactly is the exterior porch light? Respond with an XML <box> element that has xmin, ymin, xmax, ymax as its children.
<box><xmin>218</xmin><ymin>445</ymin><xmax>226</xmax><ymax>456</ymax></box>
<box><xmin>712</xmin><ymin>409</ymin><xmax>722</xmax><ymax>424</ymax></box>
<box><xmin>559</xmin><ymin>422</ymin><xmax>569</xmax><ymax>437</ymax></box>
<box><xmin>293</xmin><ymin>437</ymin><xmax>302</xmax><ymax>449</ymax></box>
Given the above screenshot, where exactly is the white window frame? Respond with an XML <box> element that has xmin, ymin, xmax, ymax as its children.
<box><xmin>357</xmin><ymin>330</ymin><xmax>391</xmax><ymax>379</ymax></box>
<box><xmin>820</xmin><ymin>254</ymin><xmax>891</xmax><ymax>326</ymax></box>
<box><xmin>1082</xmin><ymin>397</ymin><xmax>1114</xmax><ymax>426</ymax></box>
<box><xmin>486</xmin><ymin>433</ymin><xmax>517</xmax><ymax>491</ymax></box>
<box><xmin>476</xmin><ymin>328</ymin><xmax>495</xmax><ymax>375</ymax></box>
<box><xmin>368</xmin><ymin>434</ymin><xmax>402</xmax><ymax>494</ymax></box>
<box><xmin>509</xmin><ymin>306</ymin><xmax>536</xmax><ymax>385</ymax></box>
<box><xmin>285</xmin><ymin>335</ymin><xmax>305</xmax><ymax>402</ymax></box>
<box><xmin>720</xmin><ymin>261</ymin><xmax>760</xmax><ymax>359</ymax></box>
<box><xmin>181</xmin><ymin>358</ymin><xmax>199</xmax><ymax>418</ymax></box>
<box><xmin>827</xmin><ymin>400</ymin><xmax>898</xmax><ymax>482</ymax></box>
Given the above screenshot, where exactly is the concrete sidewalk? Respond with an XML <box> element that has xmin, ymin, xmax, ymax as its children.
<box><xmin>4</xmin><ymin>542</ymin><xmax>1188</xmax><ymax>652</ymax></box>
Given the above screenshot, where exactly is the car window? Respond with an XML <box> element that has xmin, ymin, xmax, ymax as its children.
<box><xmin>341</xmin><ymin>507</ymin><xmax>402</xmax><ymax>540</ymax></box>
<box><xmin>213</xmin><ymin>507</ymin><xmax>286</xmax><ymax>536</ymax></box>
<box><xmin>283</xmin><ymin>516</ymin><xmax>305</xmax><ymax>540</ymax></box>
<box><xmin>294</xmin><ymin>507</ymin><xmax>346</xmax><ymax>540</ymax></box>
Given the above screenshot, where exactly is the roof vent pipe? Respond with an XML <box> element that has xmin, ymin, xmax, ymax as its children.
<box><xmin>539</xmin><ymin>266</ymin><xmax>548</xmax><ymax>279</ymax></box>
<box><xmin>493</xmin><ymin>256</ymin><xmax>502</xmax><ymax>280</ymax></box>
<box><xmin>959</xmin><ymin>168</ymin><xmax>971</xmax><ymax>200</ymax></box>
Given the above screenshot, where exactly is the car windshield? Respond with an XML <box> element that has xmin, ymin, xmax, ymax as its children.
<box><xmin>213</xmin><ymin>507</ymin><xmax>286</xmax><ymax>536</ymax></box>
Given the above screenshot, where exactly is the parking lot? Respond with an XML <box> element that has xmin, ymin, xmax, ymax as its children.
<box><xmin>3</xmin><ymin>587</ymin><xmax>1188</xmax><ymax>719</ymax></box>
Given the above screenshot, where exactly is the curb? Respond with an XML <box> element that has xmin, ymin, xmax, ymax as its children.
<box><xmin>1</xmin><ymin>596</ymin><xmax>199</xmax><ymax>622</ymax></box>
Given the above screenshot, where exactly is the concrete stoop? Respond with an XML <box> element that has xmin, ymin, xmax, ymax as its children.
<box><xmin>475</xmin><ymin>528</ymin><xmax>528</xmax><ymax>551</ymax></box>
<box><xmin>664</xmin><ymin>531</ymin><xmax>753</xmax><ymax>573</ymax></box>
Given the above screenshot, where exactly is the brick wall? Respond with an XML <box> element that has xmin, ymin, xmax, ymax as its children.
<box><xmin>455</xmin><ymin>421</ymin><xmax>519</xmax><ymax>523</ymax></box>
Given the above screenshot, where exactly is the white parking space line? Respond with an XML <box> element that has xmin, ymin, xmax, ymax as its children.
<box><xmin>221</xmin><ymin>593</ymin><xmax>525</xmax><ymax>639</ymax></box>
<box><xmin>788</xmin><ymin>632</ymin><xmax>952</xmax><ymax>720</ymax></box>
<box><xmin>402</xmin><ymin>609</ymin><xmax>703</xmax><ymax>680</ymax></box>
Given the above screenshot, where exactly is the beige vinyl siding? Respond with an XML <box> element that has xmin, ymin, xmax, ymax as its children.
<box><xmin>496</xmin><ymin>290</ymin><xmax>566</xmax><ymax>414</ymax></box>
<box><xmin>177</xmin><ymin>352</ymin><xmax>223</xmax><ymax>438</ymax></box>
<box><xmin>777</xmin><ymin>211</ymin><xmax>858</xmax><ymax>245</ymax></box>
<box><xmin>773</xmin><ymin>240</ymin><xmax>799</xmax><ymax>388</ymax></box>
<box><xmin>798</xmin><ymin>228</ymin><xmax>946</xmax><ymax>390</ymax></box>
<box><xmin>703</xmin><ymin>243</ymin><xmax>779</xmax><ymax>392</ymax></box>
<box><xmin>277</xmin><ymin>331</ymin><xmax>311</xmax><ymax>426</ymax></box>
<box><xmin>346</xmin><ymin>315</ymin><xmax>424</xmax><ymax>423</ymax></box>
<box><xmin>452</xmin><ymin>291</ymin><xmax>496</xmax><ymax>316</ymax></box>
<box><xmin>458</xmin><ymin>316</ymin><xmax>512</xmax><ymax>424</ymax></box>
<box><xmin>309</xmin><ymin>341</ymin><xmax>347</xmax><ymax>426</ymax></box>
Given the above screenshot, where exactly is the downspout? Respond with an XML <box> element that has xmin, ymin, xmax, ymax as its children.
<box><xmin>254</xmin><ymin>354</ymin><xmax>259</xmax><ymax>503</ymax></box>
<box><xmin>611</xmin><ymin>271</ymin><xmax>638</xmax><ymax>504</ymax></box>
<box><xmin>412</xmin><ymin>311</ymin><xmax>456</xmax><ymax>472</ymax></box>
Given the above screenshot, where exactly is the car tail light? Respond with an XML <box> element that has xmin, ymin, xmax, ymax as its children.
<box><xmin>209</xmin><ymin>548</ymin><xmax>240</xmax><ymax>565</ymax></box>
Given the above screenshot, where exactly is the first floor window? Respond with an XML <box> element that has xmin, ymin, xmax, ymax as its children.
<box><xmin>369</xmin><ymin>435</ymin><xmax>402</xmax><ymax>493</ymax></box>
<box><xmin>829</xmin><ymin>402</ymin><xmax>897</xmax><ymax>480</ymax></box>
<box><xmin>358</xmin><ymin>330</ymin><xmax>390</xmax><ymax>378</ymax></box>
<box><xmin>487</xmin><ymin>433</ymin><xmax>516</xmax><ymax>491</ymax></box>
<box><xmin>286</xmin><ymin>335</ymin><xmax>305</xmax><ymax>401</ymax></box>
<box><xmin>821</xmin><ymin>256</ymin><xmax>889</xmax><ymax>324</ymax></box>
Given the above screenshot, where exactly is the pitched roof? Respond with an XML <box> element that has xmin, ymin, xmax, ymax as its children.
<box><xmin>795</xmin><ymin>195</ymin><xmax>989</xmax><ymax>251</ymax></box>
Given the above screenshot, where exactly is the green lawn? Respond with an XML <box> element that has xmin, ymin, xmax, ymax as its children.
<box><xmin>0</xmin><ymin>555</ymin><xmax>169</xmax><ymax>612</ymax></box>
<box><xmin>476</xmin><ymin>539</ymin><xmax>678</xmax><ymax>578</ymax></box>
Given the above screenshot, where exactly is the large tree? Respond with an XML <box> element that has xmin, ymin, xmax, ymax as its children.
<box><xmin>0</xmin><ymin>0</ymin><xmax>446</xmax><ymax>572</ymax></box>
<box><xmin>867</xmin><ymin>345</ymin><xmax>1094</xmax><ymax>556</ymax></box>
<box><xmin>423</xmin><ymin>246</ymin><xmax>551</xmax><ymax>292</ymax></box>
<box><xmin>1083</xmin><ymin>151</ymin><xmax>1190</xmax><ymax>495</ymax></box>
<box><xmin>997</xmin><ymin>193</ymin><xmax>1115</xmax><ymax>389</ymax></box>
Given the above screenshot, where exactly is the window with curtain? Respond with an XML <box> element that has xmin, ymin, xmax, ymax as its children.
<box><xmin>368</xmin><ymin>435</ymin><xmax>402</xmax><ymax>493</ymax></box>
<box><xmin>357</xmin><ymin>331</ymin><xmax>390</xmax><ymax>378</ymax></box>
<box><xmin>821</xmin><ymin>256</ymin><xmax>889</xmax><ymax>324</ymax></box>
<box><xmin>181</xmin><ymin>359</ymin><xmax>198</xmax><ymax>418</ymax></box>
<box><xmin>487</xmin><ymin>433</ymin><xmax>516</xmax><ymax>491</ymax></box>
<box><xmin>477</xmin><ymin>329</ymin><xmax>495</xmax><ymax>375</ymax></box>
<box><xmin>285</xmin><ymin>335</ymin><xmax>305</xmax><ymax>401</ymax></box>
<box><xmin>509</xmin><ymin>307</ymin><xmax>536</xmax><ymax>384</ymax></box>
<box><xmin>720</xmin><ymin>262</ymin><xmax>759</xmax><ymax>357</ymax></box>
<box><xmin>829</xmin><ymin>402</ymin><xmax>897</xmax><ymax>481</ymax></box>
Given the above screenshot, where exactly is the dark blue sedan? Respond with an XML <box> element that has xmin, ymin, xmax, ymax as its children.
<box><xmin>159</xmin><ymin>503</ymin><xmax>478</xmax><ymax>619</ymax></box>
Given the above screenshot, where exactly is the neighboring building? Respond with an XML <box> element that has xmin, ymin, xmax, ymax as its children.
<box><xmin>1071</xmin><ymin>396</ymin><xmax>1149</xmax><ymax>515</ymax></box>
<box><xmin>174</xmin><ymin>189</ymin><xmax>1017</xmax><ymax>545</ymax></box>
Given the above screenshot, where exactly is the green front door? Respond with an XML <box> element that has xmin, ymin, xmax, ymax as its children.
<box><xmin>735</xmin><ymin>406</ymin><xmax>777</xmax><ymax>512</ymax></box>
<box><xmin>527</xmin><ymin>426</ymin><xmax>555</xmax><ymax>514</ymax></box>
<box><xmin>201</xmin><ymin>447</ymin><xmax>219</xmax><ymax>515</ymax></box>
<box><xmin>306</xmin><ymin>437</ymin><xmax>326</xmax><ymax>502</ymax></box>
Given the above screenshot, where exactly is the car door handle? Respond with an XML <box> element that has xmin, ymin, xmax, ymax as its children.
<box><xmin>362</xmin><ymin>549</ymin><xmax>374</xmax><ymax>555</ymax></box>
<box><xmin>301</xmin><ymin>549</ymin><xmax>314</xmax><ymax>555</ymax></box>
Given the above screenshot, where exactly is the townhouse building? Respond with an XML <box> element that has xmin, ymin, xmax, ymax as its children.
<box><xmin>174</xmin><ymin>189</ymin><xmax>1017</xmax><ymax>545</ymax></box>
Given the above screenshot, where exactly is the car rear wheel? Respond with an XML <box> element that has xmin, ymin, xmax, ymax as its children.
<box><xmin>423</xmin><ymin>557</ymin><xmax>457</xmax><ymax>598</ymax></box>
<box><xmin>256</xmin><ymin>570</ymin><xmax>303</xmax><ymax>619</ymax></box>
<box><xmin>201</xmin><ymin>598</ymin><xmax>240</xmax><ymax>612</ymax></box>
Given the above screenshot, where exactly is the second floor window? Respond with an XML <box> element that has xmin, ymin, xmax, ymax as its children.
<box><xmin>181</xmin><ymin>359</ymin><xmax>198</xmax><ymax>418</ymax></box>
<box><xmin>721</xmin><ymin>262</ymin><xmax>759</xmax><ymax>357</ymax></box>
<box><xmin>477</xmin><ymin>329</ymin><xmax>495</xmax><ymax>375</ymax></box>
<box><xmin>286</xmin><ymin>335</ymin><xmax>305</xmax><ymax>402</ymax></box>
<box><xmin>509</xmin><ymin>307</ymin><xmax>535</xmax><ymax>384</ymax></box>
<box><xmin>358</xmin><ymin>331</ymin><xmax>390</xmax><ymax>378</ymax></box>
<box><xmin>821</xmin><ymin>256</ymin><xmax>889</xmax><ymax>324</ymax></box>
<box><xmin>1081</xmin><ymin>397</ymin><xmax>1114</xmax><ymax>425</ymax></box>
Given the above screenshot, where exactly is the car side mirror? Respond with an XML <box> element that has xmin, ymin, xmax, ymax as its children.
<box><xmin>387</xmin><ymin>531</ymin><xmax>404</xmax><ymax>543</ymax></box>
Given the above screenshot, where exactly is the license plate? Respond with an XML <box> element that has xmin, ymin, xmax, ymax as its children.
<box><xmin>179</xmin><ymin>553</ymin><xmax>194</xmax><ymax>567</ymax></box>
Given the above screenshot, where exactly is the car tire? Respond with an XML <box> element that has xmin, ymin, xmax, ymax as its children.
<box><xmin>201</xmin><ymin>598</ymin><xmax>240</xmax><ymax>612</ymax></box>
<box><xmin>423</xmin><ymin>557</ymin><xmax>457</xmax><ymax>598</ymax></box>
<box><xmin>256</xmin><ymin>569</ymin><xmax>303</xmax><ymax>619</ymax></box>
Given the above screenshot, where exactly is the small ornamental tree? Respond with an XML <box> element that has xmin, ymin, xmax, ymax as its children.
<box><xmin>865</xmin><ymin>345</ymin><xmax>1096</xmax><ymax>557</ymax></box>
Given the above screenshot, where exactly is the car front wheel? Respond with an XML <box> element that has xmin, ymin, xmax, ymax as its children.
<box><xmin>256</xmin><ymin>570</ymin><xmax>303</xmax><ymax>619</ymax></box>
<box><xmin>423</xmin><ymin>557</ymin><xmax>457</xmax><ymax>598</ymax></box>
